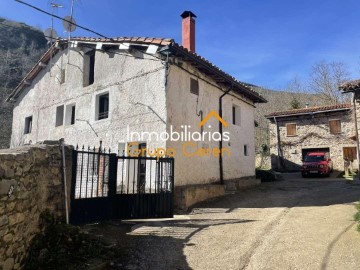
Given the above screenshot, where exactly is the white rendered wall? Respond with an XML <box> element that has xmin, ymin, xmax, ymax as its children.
<box><xmin>166</xmin><ymin>62</ymin><xmax>256</xmax><ymax>186</ymax></box>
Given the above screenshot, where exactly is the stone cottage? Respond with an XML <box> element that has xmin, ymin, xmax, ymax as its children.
<box><xmin>266</xmin><ymin>104</ymin><xmax>357</xmax><ymax>171</ymax></box>
<box><xmin>6</xmin><ymin>11</ymin><xmax>266</xmax><ymax>208</ymax></box>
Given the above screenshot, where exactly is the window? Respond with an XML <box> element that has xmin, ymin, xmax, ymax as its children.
<box><xmin>232</xmin><ymin>105</ymin><xmax>241</xmax><ymax>126</ymax></box>
<box><xmin>55</xmin><ymin>105</ymin><xmax>64</xmax><ymax>127</ymax></box>
<box><xmin>244</xmin><ymin>144</ymin><xmax>249</xmax><ymax>156</ymax></box>
<box><xmin>96</xmin><ymin>93</ymin><xmax>109</xmax><ymax>120</ymax></box>
<box><xmin>24</xmin><ymin>116</ymin><xmax>32</xmax><ymax>134</ymax></box>
<box><xmin>329</xmin><ymin>119</ymin><xmax>341</xmax><ymax>134</ymax></box>
<box><xmin>65</xmin><ymin>104</ymin><xmax>76</xmax><ymax>125</ymax></box>
<box><xmin>60</xmin><ymin>69</ymin><xmax>65</xmax><ymax>84</ymax></box>
<box><xmin>83</xmin><ymin>51</ymin><xmax>95</xmax><ymax>87</ymax></box>
<box><xmin>190</xmin><ymin>78</ymin><xmax>199</xmax><ymax>95</ymax></box>
<box><xmin>286</xmin><ymin>123</ymin><xmax>297</xmax><ymax>136</ymax></box>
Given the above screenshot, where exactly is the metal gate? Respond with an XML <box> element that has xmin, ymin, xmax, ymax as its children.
<box><xmin>70</xmin><ymin>146</ymin><xmax>174</xmax><ymax>224</ymax></box>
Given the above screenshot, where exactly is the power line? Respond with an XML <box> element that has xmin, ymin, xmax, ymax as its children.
<box><xmin>12</xmin><ymin>1</ymin><xmax>165</xmax><ymax>61</ymax></box>
<box><xmin>0</xmin><ymin>22</ymin><xmax>161</xmax><ymax>62</ymax></box>
<box><xmin>15</xmin><ymin>0</ymin><xmax>107</xmax><ymax>38</ymax></box>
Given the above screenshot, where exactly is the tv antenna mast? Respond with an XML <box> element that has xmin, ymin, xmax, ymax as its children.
<box><xmin>62</xmin><ymin>0</ymin><xmax>77</xmax><ymax>63</ymax></box>
<box><xmin>44</xmin><ymin>3</ymin><xmax>63</xmax><ymax>76</ymax></box>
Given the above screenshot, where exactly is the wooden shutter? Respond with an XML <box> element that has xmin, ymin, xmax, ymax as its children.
<box><xmin>190</xmin><ymin>78</ymin><xmax>199</xmax><ymax>95</ymax></box>
<box><xmin>329</xmin><ymin>120</ymin><xmax>341</xmax><ymax>134</ymax></box>
<box><xmin>286</xmin><ymin>124</ymin><xmax>296</xmax><ymax>136</ymax></box>
<box><xmin>343</xmin><ymin>147</ymin><xmax>357</xmax><ymax>161</ymax></box>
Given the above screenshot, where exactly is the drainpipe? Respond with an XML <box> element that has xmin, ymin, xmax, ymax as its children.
<box><xmin>60</xmin><ymin>138</ymin><xmax>69</xmax><ymax>224</ymax></box>
<box><xmin>219</xmin><ymin>85</ymin><xmax>233</xmax><ymax>185</ymax></box>
<box><xmin>352</xmin><ymin>94</ymin><xmax>360</xmax><ymax>180</ymax></box>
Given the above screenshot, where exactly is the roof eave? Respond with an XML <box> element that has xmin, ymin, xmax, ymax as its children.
<box><xmin>265</xmin><ymin>107</ymin><xmax>352</xmax><ymax>119</ymax></box>
<box><xmin>169</xmin><ymin>44</ymin><xmax>267</xmax><ymax>103</ymax></box>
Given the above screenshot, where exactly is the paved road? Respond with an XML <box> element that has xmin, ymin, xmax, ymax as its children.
<box><xmin>103</xmin><ymin>174</ymin><xmax>360</xmax><ymax>269</ymax></box>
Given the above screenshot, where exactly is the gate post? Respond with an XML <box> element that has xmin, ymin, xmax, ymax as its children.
<box><xmin>108</xmin><ymin>153</ymin><xmax>118</xmax><ymax>217</ymax></box>
<box><xmin>69</xmin><ymin>149</ymin><xmax>78</xmax><ymax>223</ymax></box>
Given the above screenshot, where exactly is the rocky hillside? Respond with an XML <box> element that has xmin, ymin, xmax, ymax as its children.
<box><xmin>0</xmin><ymin>18</ymin><xmax>47</xmax><ymax>148</ymax></box>
<box><xmin>254</xmin><ymin>86</ymin><xmax>327</xmax><ymax>151</ymax></box>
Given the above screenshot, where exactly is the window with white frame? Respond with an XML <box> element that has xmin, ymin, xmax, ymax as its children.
<box><xmin>96</xmin><ymin>93</ymin><xmax>109</xmax><ymax>120</ymax></box>
<box><xmin>65</xmin><ymin>104</ymin><xmax>76</xmax><ymax>125</ymax></box>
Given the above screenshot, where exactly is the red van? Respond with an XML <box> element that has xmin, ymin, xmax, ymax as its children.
<box><xmin>301</xmin><ymin>152</ymin><xmax>333</xmax><ymax>177</ymax></box>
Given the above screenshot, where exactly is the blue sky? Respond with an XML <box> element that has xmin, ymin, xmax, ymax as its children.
<box><xmin>1</xmin><ymin>0</ymin><xmax>360</xmax><ymax>90</ymax></box>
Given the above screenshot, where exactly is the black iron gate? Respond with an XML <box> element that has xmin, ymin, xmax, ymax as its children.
<box><xmin>70</xmin><ymin>146</ymin><xmax>174</xmax><ymax>224</ymax></box>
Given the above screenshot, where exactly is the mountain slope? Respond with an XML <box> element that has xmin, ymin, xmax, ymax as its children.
<box><xmin>0</xmin><ymin>18</ymin><xmax>47</xmax><ymax>148</ymax></box>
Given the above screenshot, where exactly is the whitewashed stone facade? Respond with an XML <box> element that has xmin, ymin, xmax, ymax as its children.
<box><xmin>8</xmin><ymin>38</ymin><xmax>265</xmax><ymax>191</ymax></box>
<box><xmin>267</xmin><ymin>105</ymin><xmax>357</xmax><ymax>171</ymax></box>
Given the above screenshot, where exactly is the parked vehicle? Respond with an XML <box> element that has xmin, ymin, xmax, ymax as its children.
<box><xmin>301</xmin><ymin>152</ymin><xmax>333</xmax><ymax>177</ymax></box>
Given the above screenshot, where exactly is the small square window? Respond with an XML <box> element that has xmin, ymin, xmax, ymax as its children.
<box><xmin>329</xmin><ymin>120</ymin><xmax>341</xmax><ymax>134</ymax></box>
<box><xmin>83</xmin><ymin>51</ymin><xmax>95</xmax><ymax>87</ymax></box>
<box><xmin>244</xmin><ymin>144</ymin><xmax>249</xmax><ymax>156</ymax></box>
<box><xmin>232</xmin><ymin>105</ymin><xmax>241</xmax><ymax>126</ymax></box>
<box><xmin>24</xmin><ymin>116</ymin><xmax>32</xmax><ymax>134</ymax></box>
<box><xmin>286</xmin><ymin>123</ymin><xmax>297</xmax><ymax>136</ymax></box>
<box><xmin>190</xmin><ymin>78</ymin><xmax>199</xmax><ymax>95</ymax></box>
<box><xmin>55</xmin><ymin>105</ymin><xmax>64</xmax><ymax>127</ymax></box>
<box><xmin>96</xmin><ymin>93</ymin><xmax>109</xmax><ymax>120</ymax></box>
<box><xmin>65</xmin><ymin>104</ymin><xmax>76</xmax><ymax>125</ymax></box>
<box><xmin>60</xmin><ymin>69</ymin><xmax>65</xmax><ymax>84</ymax></box>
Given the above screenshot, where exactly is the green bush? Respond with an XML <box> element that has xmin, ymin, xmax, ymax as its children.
<box><xmin>256</xmin><ymin>169</ymin><xmax>276</xmax><ymax>182</ymax></box>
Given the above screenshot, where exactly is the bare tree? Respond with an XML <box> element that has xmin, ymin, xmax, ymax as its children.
<box><xmin>309</xmin><ymin>61</ymin><xmax>351</xmax><ymax>104</ymax></box>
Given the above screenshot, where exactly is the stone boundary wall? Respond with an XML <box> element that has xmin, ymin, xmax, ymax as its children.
<box><xmin>0</xmin><ymin>142</ymin><xmax>72</xmax><ymax>270</ymax></box>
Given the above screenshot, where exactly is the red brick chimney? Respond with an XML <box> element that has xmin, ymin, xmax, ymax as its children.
<box><xmin>181</xmin><ymin>11</ymin><xmax>197</xmax><ymax>52</ymax></box>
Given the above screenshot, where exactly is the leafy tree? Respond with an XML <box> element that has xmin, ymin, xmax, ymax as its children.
<box><xmin>290</xmin><ymin>97</ymin><xmax>301</xmax><ymax>109</ymax></box>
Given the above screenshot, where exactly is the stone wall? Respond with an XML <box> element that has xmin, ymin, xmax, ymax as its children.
<box><xmin>0</xmin><ymin>142</ymin><xmax>72</xmax><ymax>270</ymax></box>
<box><xmin>268</xmin><ymin>109</ymin><xmax>356</xmax><ymax>171</ymax></box>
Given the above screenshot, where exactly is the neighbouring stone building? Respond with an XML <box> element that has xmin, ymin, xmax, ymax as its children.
<box><xmin>266</xmin><ymin>104</ymin><xmax>357</xmax><ymax>171</ymax></box>
<box><xmin>6</xmin><ymin>12</ymin><xmax>266</xmax><ymax>208</ymax></box>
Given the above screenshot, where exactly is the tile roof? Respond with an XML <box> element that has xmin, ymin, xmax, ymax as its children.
<box><xmin>265</xmin><ymin>103</ymin><xmax>352</xmax><ymax>118</ymax></box>
<box><xmin>7</xmin><ymin>37</ymin><xmax>266</xmax><ymax>103</ymax></box>
<box><xmin>70</xmin><ymin>37</ymin><xmax>173</xmax><ymax>45</ymax></box>
<box><xmin>339</xmin><ymin>79</ymin><xmax>360</xmax><ymax>92</ymax></box>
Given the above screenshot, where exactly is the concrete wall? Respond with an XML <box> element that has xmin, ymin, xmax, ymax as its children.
<box><xmin>269</xmin><ymin>110</ymin><xmax>357</xmax><ymax>171</ymax></box>
<box><xmin>0</xmin><ymin>142</ymin><xmax>72</xmax><ymax>270</ymax></box>
<box><xmin>11</xmin><ymin>47</ymin><xmax>168</xmax><ymax>153</ymax></box>
<box><xmin>166</xmin><ymin>61</ymin><xmax>256</xmax><ymax>186</ymax></box>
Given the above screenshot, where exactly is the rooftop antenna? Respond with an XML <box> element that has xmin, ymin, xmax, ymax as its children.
<box><xmin>62</xmin><ymin>0</ymin><xmax>77</xmax><ymax>63</ymax></box>
<box><xmin>45</xmin><ymin>2</ymin><xmax>63</xmax><ymax>77</ymax></box>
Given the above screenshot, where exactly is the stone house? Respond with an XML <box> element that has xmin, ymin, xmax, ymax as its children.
<box><xmin>266</xmin><ymin>104</ymin><xmax>357</xmax><ymax>171</ymax></box>
<box><xmin>6</xmin><ymin>12</ymin><xmax>266</xmax><ymax>207</ymax></box>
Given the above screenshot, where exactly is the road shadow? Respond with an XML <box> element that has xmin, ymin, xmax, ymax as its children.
<box><xmin>82</xmin><ymin>218</ymin><xmax>256</xmax><ymax>270</ymax></box>
<box><xmin>190</xmin><ymin>177</ymin><xmax>360</xmax><ymax>212</ymax></box>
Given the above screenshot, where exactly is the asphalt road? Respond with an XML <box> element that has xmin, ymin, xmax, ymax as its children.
<box><xmin>101</xmin><ymin>173</ymin><xmax>360</xmax><ymax>269</ymax></box>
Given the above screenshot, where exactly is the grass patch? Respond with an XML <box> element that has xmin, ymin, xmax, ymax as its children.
<box><xmin>24</xmin><ymin>212</ymin><xmax>120</xmax><ymax>270</ymax></box>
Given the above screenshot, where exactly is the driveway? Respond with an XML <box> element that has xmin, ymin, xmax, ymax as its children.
<box><xmin>88</xmin><ymin>174</ymin><xmax>360</xmax><ymax>270</ymax></box>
